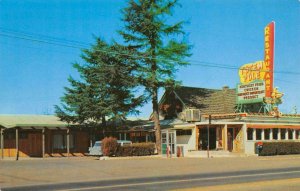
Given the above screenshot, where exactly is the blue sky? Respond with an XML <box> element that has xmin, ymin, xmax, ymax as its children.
<box><xmin>0</xmin><ymin>0</ymin><xmax>299</xmax><ymax>116</ymax></box>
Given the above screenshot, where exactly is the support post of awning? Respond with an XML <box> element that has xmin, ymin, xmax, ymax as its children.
<box><xmin>42</xmin><ymin>127</ymin><xmax>45</xmax><ymax>158</ymax></box>
<box><xmin>242</xmin><ymin>124</ymin><xmax>247</xmax><ymax>152</ymax></box>
<box><xmin>270</xmin><ymin>129</ymin><xmax>273</xmax><ymax>140</ymax></box>
<box><xmin>253</xmin><ymin>129</ymin><xmax>256</xmax><ymax>141</ymax></box>
<box><xmin>16</xmin><ymin>127</ymin><xmax>19</xmax><ymax>161</ymax></box>
<box><xmin>67</xmin><ymin>128</ymin><xmax>70</xmax><ymax>158</ymax></box>
<box><xmin>224</xmin><ymin>124</ymin><xmax>228</xmax><ymax>151</ymax></box>
<box><xmin>195</xmin><ymin>127</ymin><xmax>199</xmax><ymax>150</ymax></box>
<box><xmin>1</xmin><ymin>128</ymin><xmax>4</xmax><ymax>159</ymax></box>
<box><xmin>216</xmin><ymin>126</ymin><xmax>219</xmax><ymax>149</ymax></box>
<box><xmin>293</xmin><ymin>129</ymin><xmax>296</xmax><ymax>140</ymax></box>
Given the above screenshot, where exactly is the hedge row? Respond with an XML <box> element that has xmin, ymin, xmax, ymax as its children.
<box><xmin>101</xmin><ymin>137</ymin><xmax>156</xmax><ymax>157</ymax></box>
<box><xmin>255</xmin><ymin>142</ymin><xmax>300</xmax><ymax>156</ymax></box>
<box><xmin>116</xmin><ymin>143</ymin><xmax>156</xmax><ymax>156</ymax></box>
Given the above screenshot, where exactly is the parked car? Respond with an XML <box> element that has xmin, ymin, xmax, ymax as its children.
<box><xmin>117</xmin><ymin>140</ymin><xmax>132</xmax><ymax>146</ymax></box>
<box><xmin>88</xmin><ymin>141</ymin><xmax>102</xmax><ymax>156</ymax></box>
<box><xmin>88</xmin><ymin>140</ymin><xmax>132</xmax><ymax>156</ymax></box>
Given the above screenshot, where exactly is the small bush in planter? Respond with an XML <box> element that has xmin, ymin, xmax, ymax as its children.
<box><xmin>116</xmin><ymin>142</ymin><xmax>155</xmax><ymax>156</ymax></box>
<box><xmin>101</xmin><ymin>137</ymin><xmax>118</xmax><ymax>156</ymax></box>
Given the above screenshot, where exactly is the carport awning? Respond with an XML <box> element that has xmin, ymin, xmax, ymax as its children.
<box><xmin>0</xmin><ymin>115</ymin><xmax>70</xmax><ymax>129</ymax></box>
<box><xmin>247</xmin><ymin>124</ymin><xmax>300</xmax><ymax>129</ymax></box>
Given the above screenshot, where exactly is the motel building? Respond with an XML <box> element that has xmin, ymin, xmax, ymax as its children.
<box><xmin>0</xmin><ymin>115</ymin><xmax>90</xmax><ymax>159</ymax></box>
<box><xmin>0</xmin><ymin>115</ymin><xmax>152</xmax><ymax>159</ymax></box>
<box><xmin>156</xmin><ymin>86</ymin><xmax>300</xmax><ymax>157</ymax></box>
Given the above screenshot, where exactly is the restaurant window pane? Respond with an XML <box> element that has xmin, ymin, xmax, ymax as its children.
<box><xmin>256</xmin><ymin>129</ymin><xmax>262</xmax><ymax>140</ymax></box>
<box><xmin>264</xmin><ymin>129</ymin><xmax>270</xmax><ymax>140</ymax></box>
<box><xmin>247</xmin><ymin>128</ymin><xmax>253</xmax><ymax>140</ymax></box>
<box><xmin>273</xmin><ymin>129</ymin><xmax>278</xmax><ymax>140</ymax></box>
<box><xmin>288</xmin><ymin>129</ymin><xmax>293</xmax><ymax>140</ymax></box>
<box><xmin>280</xmin><ymin>129</ymin><xmax>286</xmax><ymax>140</ymax></box>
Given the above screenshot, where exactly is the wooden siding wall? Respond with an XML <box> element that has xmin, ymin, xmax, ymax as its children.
<box><xmin>1</xmin><ymin>129</ymin><xmax>89</xmax><ymax>157</ymax></box>
<box><xmin>3</xmin><ymin>131</ymin><xmax>42</xmax><ymax>157</ymax></box>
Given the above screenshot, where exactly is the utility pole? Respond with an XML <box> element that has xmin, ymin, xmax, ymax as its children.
<box><xmin>207</xmin><ymin>115</ymin><xmax>211</xmax><ymax>158</ymax></box>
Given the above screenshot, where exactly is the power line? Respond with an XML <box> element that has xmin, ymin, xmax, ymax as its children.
<box><xmin>1</xmin><ymin>30</ymin><xmax>300</xmax><ymax>76</ymax></box>
<box><xmin>0</xmin><ymin>41</ymin><xmax>80</xmax><ymax>56</ymax></box>
<box><xmin>0</xmin><ymin>27</ymin><xmax>91</xmax><ymax>47</ymax></box>
<box><xmin>0</xmin><ymin>32</ymin><xmax>86</xmax><ymax>49</ymax></box>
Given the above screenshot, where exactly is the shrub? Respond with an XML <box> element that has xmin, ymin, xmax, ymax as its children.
<box><xmin>116</xmin><ymin>142</ymin><xmax>156</xmax><ymax>157</ymax></box>
<box><xmin>101</xmin><ymin>137</ymin><xmax>118</xmax><ymax>156</ymax></box>
<box><xmin>256</xmin><ymin>142</ymin><xmax>300</xmax><ymax>156</ymax></box>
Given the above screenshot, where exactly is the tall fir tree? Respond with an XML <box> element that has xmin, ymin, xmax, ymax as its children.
<box><xmin>119</xmin><ymin>0</ymin><xmax>191</xmax><ymax>153</ymax></box>
<box><xmin>55</xmin><ymin>38</ymin><xmax>144</xmax><ymax>133</ymax></box>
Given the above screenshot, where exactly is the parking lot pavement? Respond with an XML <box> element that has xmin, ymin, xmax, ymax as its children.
<box><xmin>1</xmin><ymin>155</ymin><xmax>300</xmax><ymax>188</ymax></box>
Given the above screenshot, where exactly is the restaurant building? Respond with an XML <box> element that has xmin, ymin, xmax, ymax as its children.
<box><xmin>158</xmin><ymin>21</ymin><xmax>300</xmax><ymax>156</ymax></box>
<box><xmin>157</xmin><ymin>86</ymin><xmax>300</xmax><ymax>156</ymax></box>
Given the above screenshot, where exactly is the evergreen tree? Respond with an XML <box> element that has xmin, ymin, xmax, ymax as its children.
<box><xmin>119</xmin><ymin>0</ymin><xmax>191</xmax><ymax>153</ymax></box>
<box><xmin>55</xmin><ymin>38</ymin><xmax>144</xmax><ymax>132</ymax></box>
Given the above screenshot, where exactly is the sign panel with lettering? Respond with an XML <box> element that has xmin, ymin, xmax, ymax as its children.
<box><xmin>239</xmin><ymin>60</ymin><xmax>265</xmax><ymax>84</ymax></box>
<box><xmin>237</xmin><ymin>21</ymin><xmax>275</xmax><ymax>102</ymax></box>
<box><xmin>264</xmin><ymin>21</ymin><xmax>275</xmax><ymax>98</ymax></box>
<box><xmin>237</xmin><ymin>80</ymin><xmax>265</xmax><ymax>104</ymax></box>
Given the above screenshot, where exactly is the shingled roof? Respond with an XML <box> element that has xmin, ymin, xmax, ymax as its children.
<box><xmin>173</xmin><ymin>86</ymin><xmax>236</xmax><ymax>114</ymax></box>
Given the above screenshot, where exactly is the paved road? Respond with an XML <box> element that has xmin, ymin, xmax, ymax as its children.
<box><xmin>1</xmin><ymin>155</ymin><xmax>300</xmax><ymax>190</ymax></box>
<box><xmin>3</xmin><ymin>167</ymin><xmax>300</xmax><ymax>191</ymax></box>
<box><xmin>176</xmin><ymin>178</ymin><xmax>300</xmax><ymax>191</ymax></box>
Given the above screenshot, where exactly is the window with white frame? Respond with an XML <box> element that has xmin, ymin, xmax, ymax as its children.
<box><xmin>162</xmin><ymin>133</ymin><xmax>167</xmax><ymax>144</ymax></box>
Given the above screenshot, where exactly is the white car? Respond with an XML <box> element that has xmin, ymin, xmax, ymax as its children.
<box><xmin>88</xmin><ymin>140</ymin><xmax>132</xmax><ymax>156</ymax></box>
<box><xmin>117</xmin><ymin>140</ymin><xmax>132</xmax><ymax>146</ymax></box>
<box><xmin>88</xmin><ymin>141</ymin><xmax>102</xmax><ymax>156</ymax></box>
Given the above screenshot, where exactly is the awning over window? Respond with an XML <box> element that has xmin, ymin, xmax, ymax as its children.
<box><xmin>247</xmin><ymin>124</ymin><xmax>300</xmax><ymax>129</ymax></box>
